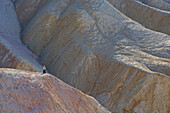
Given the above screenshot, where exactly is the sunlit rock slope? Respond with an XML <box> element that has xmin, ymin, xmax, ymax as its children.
<box><xmin>0</xmin><ymin>0</ymin><xmax>42</xmax><ymax>72</ymax></box>
<box><xmin>107</xmin><ymin>0</ymin><xmax>170</xmax><ymax>35</ymax></box>
<box><xmin>0</xmin><ymin>68</ymin><xmax>110</xmax><ymax>113</ymax></box>
<box><xmin>20</xmin><ymin>0</ymin><xmax>170</xmax><ymax>112</ymax></box>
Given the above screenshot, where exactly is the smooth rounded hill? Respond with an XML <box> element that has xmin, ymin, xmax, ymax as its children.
<box><xmin>0</xmin><ymin>68</ymin><xmax>110</xmax><ymax>113</ymax></box>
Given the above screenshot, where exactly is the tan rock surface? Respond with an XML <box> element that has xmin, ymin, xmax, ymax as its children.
<box><xmin>0</xmin><ymin>37</ymin><xmax>41</xmax><ymax>72</ymax></box>
<box><xmin>92</xmin><ymin>65</ymin><xmax>170</xmax><ymax>112</ymax></box>
<box><xmin>21</xmin><ymin>0</ymin><xmax>170</xmax><ymax>112</ymax></box>
<box><xmin>0</xmin><ymin>68</ymin><xmax>110</xmax><ymax>113</ymax></box>
<box><xmin>138</xmin><ymin>0</ymin><xmax>170</xmax><ymax>11</ymax></box>
<box><xmin>124</xmin><ymin>73</ymin><xmax>170</xmax><ymax>113</ymax></box>
<box><xmin>12</xmin><ymin>0</ymin><xmax>51</xmax><ymax>29</ymax></box>
<box><xmin>0</xmin><ymin>0</ymin><xmax>42</xmax><ymax>72</ymax></box>
<box><xmin>107</xmin><ymin>0</ymin><xmax>170</xmax><ymax>35</ymax></box>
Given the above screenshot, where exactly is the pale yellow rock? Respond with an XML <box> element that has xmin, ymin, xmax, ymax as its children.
<box><xmin>0</xmin><ymin>68</ymin><xmax>110</xmax><ymax>113</ymax></box>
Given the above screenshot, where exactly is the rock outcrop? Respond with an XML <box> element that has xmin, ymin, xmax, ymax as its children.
<box><xmin>12</xmin><ymin>0</ymin><xmax>51</xmax><ymax>29</ymax></box>
<box><xmin>107</xmin><ymin>0</ymin><xmax>170</xmax><ymax>35</ymax></box>
<box><xmin>0</xmin><ymin>68</ymin><xmax>110</xmax><ymax>113</ymax></box>
<box><xmin>21</xmin><ymin>0</ymin><xmax>170</xmax><ymax>112</ymax></box>
<box><xmin>0</xmin><ymin>0</ymin><xmax>42</xmax><ymax>72</ymax></box>
<box><xmin>138</xmin><ymin>0</ymin><xmax>170</xmax><ymax>11</ymax></box>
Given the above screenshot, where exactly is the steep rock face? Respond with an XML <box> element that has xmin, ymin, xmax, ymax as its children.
<box><xmin>107</xmin><ymin>0</ymin><xmax>170</xmax><ymax>35</ymax></box>
<box><xmin>21</xmin><ymin>0</ymin><xmax>170</xmax><ymax>112</ymax></box>
<box><xmin>0</xmin><ymin>68</ymin><xmax>110</xmax><ymax>113</ymax></box>
<box><xmin>12</xmin><ymin>0</ymin><xmax>51</xmax><ymax>29</ymax></box>
<box><xmin>0</xmin><ymin>0</ymin><xmax>42</xmax><ymax>72</ymax></box>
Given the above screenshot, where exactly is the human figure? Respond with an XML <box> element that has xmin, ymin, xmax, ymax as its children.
<box><xmin>43</xmin><ymin>65</ymin><xmax>46</xmax><ymax>74</ymax></box>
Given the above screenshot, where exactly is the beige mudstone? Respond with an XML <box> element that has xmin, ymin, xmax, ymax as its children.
<box><xmin>138</xmin><ymin>0</ymin><xmax>170</xmax><ymax>11</ymax></box>
<box><xmin>0</xmin><ymin>37</ymin><xmax>41</xmax><ymax>72</ymax></box>
<box><xmin>12</xmin><ymin>0</ymin><xmax>51</xmax><ymax>29</ymax></box>
<box><xmin>21</xmin><ymin>0</ymin><xmax>170</xmax><ymax>112</ymax></box>
<box><xmin>0</xmin><ymin>68</ymin><xmax>110</xmax><ymax>113</ymax></box>
<box><xmin>0</xmin><ymin>0</ymin><xmax>42</xmax><ymax>72</ymax></box>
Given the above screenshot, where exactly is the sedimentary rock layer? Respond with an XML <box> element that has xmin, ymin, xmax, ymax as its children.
<box><xmin>0</xmin><ymin>0</ymin><xmax>42</xmax><ymax>72</ymax></box>
<box><xmin>12</xmin><ymin>0</ymin><xmax>51</xmax><ymax>29</ymax></box>
<box><xmin>21</xmin><ymin>0</ymin><xmax>170</xmax><ymax>112</ymax></box>
<box><xmin>0</xmin><ymin>37</ymin><xmax>42</xmax><ymax>72</ymax></box>
<box><xmin>0</xmin><ymin>68</ymin><xmax>110</xmax><ymax>113</ymax></box>
<box><xmin>138</xmin><ymin>0</ymin><xmax>170</xmax><ymax>11</ymax></box>
<box><xmin>107</xmin><ymin>0</ymin><xmax>170</xmax><ymax>35</ymax></box>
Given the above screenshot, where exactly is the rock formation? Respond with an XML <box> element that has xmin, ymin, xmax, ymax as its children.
<box><xmin>21</xmin><ymin>0</ymin><xmax>170</xmax><ymax>112</ymax></box>
<box><xmin>107</xmin><ymin>0</ymin><xmax>170</xmax><ymax>35</ymax></box>
<box><xmin>0</xmin><ymin>0</ymin><xmax>169</xmax><ymax>112</ymax></box>
<box><xmin>12</xmin><ymin>0</ymin><xmax>51</xmax><ymax>29</ymax></box>
<box><xmin>138</xmin><ymin>0</ymin><xmax>170</xmax><ymax>11</ymax></box>
<box><xmin>0</xmin><ymin>0</ymin><xmax>42</xmax><ymax>72</ymax></box>
<box><xmin>0</xmin><ymin>68</ymin><xmax>110</xmax><ymax>113</ymax></box>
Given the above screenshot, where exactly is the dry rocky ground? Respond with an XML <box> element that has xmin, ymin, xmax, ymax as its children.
<box><xmin>0</xmin><ymin>0</ymin><xmax>169</xmax><ymax>112</ymax></box>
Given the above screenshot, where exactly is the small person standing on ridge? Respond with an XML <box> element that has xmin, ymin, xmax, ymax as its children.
<box><xmin>43</xmin><ymin>65</ymin><xmax>46</xmax><ymax>74</ymax></box>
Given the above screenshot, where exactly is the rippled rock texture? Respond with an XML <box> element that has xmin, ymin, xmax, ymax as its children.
<box><xmin>0</xmin><ymin>0</ymin><xmax>42</xmax><ymax>72</ymax></box>
<box><xmin>138</xmin><ymin>0</ymin><xmax>170</xmax><ymax>11</ymax></box>
<box><xmin>0</xmin><ymin>68</ymin><xmax>110</xmax><ymax>113</ymax></box>
<box><xmin>107</xmin><ymin>0</ymin><xmax>170</xmax><ymax>35</ymax></box>
<box><xmin>21</xmin><ymin>0</ymin><xmax>170</xmax><ymax>112</ymax></box>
